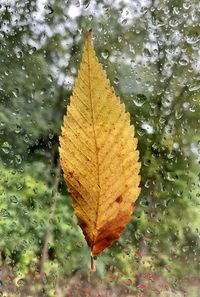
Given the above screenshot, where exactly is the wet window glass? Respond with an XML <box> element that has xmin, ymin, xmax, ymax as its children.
<box><xmin>0</xmin><ymin>0</ymin><xmax>199</xmax><ymax>296</ymax></box>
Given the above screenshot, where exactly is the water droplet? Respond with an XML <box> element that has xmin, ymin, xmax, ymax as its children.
<box><xmin>113</xmin><ymin>77</ymin><xmax>119</xmax><ymax>85</ymax></box>
<box><xmin>183</xmin><ymin>102</ymin><xmax>189</xmax><ymax>110</ymax></box>
<box><xmin>15</xmin><ymin>125</ymin><xmax>23</xmax><ymax>134</ymax></box>
<box><xmin>188</xmin><ymin>84</ymin><xmax>200</xmax><ymax>92</ymax></box>
<box><xmin>122</xmin><ymin>19</ymin><xmax>127</xmax><ymax>25</ymax></box>
<box><xmin>169</xmin><ymin>19</ymin><xmax>179</xmax><ymax>27</ymax></box>
<box><xmin>175</xmin><ymin>110</ymin><xmax>183</xmax><ymax>119</ymax></box>
<box><xmin>135</xmin><ymin>77</ymin><xmax>142</xmax><ymax>85</ymax></box>
<box><xmin>16</xmin><ymin>183</ymin><xmax>24</xmax><ymax>190</ymax></box>
<box><xmin>12</xmin><ymin>91</ymin><xmax>18</xmax><ymax>98</ymax></box>
<box><xmin>167</xmin><ymin>153</ymin><xmax>175</xmax><ymax>159</ymax></box>
<box><xmin>1</xmin><ymin>142</ymin><xmax>12</xmax><ymax>154</ymax></box>
<box><xmin>48</xmin><ymin>74</ymin><xmax>53</xmax><ymax>82</ymax></box>
<box><xmin>16</xmin><ymin>51</ymin><xmax>23</xmax><ymax>59</ymax></box>
<box><xmin>15</xmin><ymin>154</ymin><xmax>22</xmax><ymax>164</ymax></box>
<box><xmin>166</xmin><ymin>173</ymin><xmax>175</xmax><ymax>182</ymax></box>
<box><xmin>132</xmin><ymin>96</ymin><xmax>146</xmax><ymax>107</ymax></box>
<box><xmin>129</xmin><ymin>44</ymin><xmax>135</xmax><ymax>54</ymax></box>
<box><xmin>179</xmin><ymin>58</ymin><xmax>189</xmax><ymax>66</ymax></box>
<box><xmin>144</xmin><ymin>48</ymin><xmax>151</xmax><ymax>57</ymax></box>
<box><xmin>186</xmin><ymin>34</ymin><xmax>199</xmax><ymax>44</ymax></box>
<box><xmin>0</xmin><ymin>209</ymin><xmax>10</xmax><ymax>218</ymax></box>
<box><xmin>98</xmin><ymin>23</ymin><xmax>104</xmax><ymax>33</ymax></box>
<box><xmin>183</xmin><ymin>2</ymin><xmax>191</xmax><ymax>10</ymax></box>
<box><xmin>189</xmin><ymin>104</ymin><xmax>196</xmax><ymax>112</ymax></box>
<box><xmin>17</xmin><ymin>278</ymin><xmax>26</xmax><ymax>287</ymax></box>
<box><xmin>10</xmin><ymin>195</ymin><xmax>19</xmax><ymax>204</ymax></box>
<box><xmin>75</xmin><ymin>0</ymin><xmax>80</xmax><ymax>7</ymax></box>
<box><xmin>135</xmin><ymin>230</ymin><xmax>143</xmax><ymax>240</ymax></box>
<box><xmin>45</xmin><ymin>5</ymin><xmax>54</xmax><ymax>14</ymax></box>
<box><xmin>76</xmin><ymin>241</ymin><xmax>84</xmax><ymax>248</ymax></box>
<box><xmin>88</xmin><ymin>14</ymin><xmax>93</xmax><ymax>21</ymax></box>
<box><xmin>182</xmin><ymin>246</ymin><xmax>189</xmax><ymax>252</ymax></box>
<box><xmin>23</xmin><ymin>134</ymin><xmax>29</xmax><ymax>144</ymax></box>
<box><xmin>101</xmin><ymin>50</ymin><xmax>109</xmax><ymax>60</ymax></box>
<box><xmin>28</xmin><ymin>47</ymin><xmax>36</xmax><ymax>55</ymax></box>
<box><xmin>140</xmin><ymin>6</ymin><xmax>148</xmax><ymax>15</ymax></box>
<box><xmin>118</xmin><ymin>36</ymin><xmax>122</xmax><ymax>43</ymax></box>
<box><xmin>145</xmin><ymin>179</ymin><xmax>150</xmax><ymax>188</ymax></box>
<box><xmin>83</xmin><ymin>0</ymin><xmax>90</xmax><ymax>9</ymax></box>
<box><xmin>49</xmin><ymin>132</ymin><xmax>54</xmax><ymax>139</ymax></box>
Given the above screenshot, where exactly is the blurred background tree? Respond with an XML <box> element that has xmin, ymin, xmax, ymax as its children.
<box><xmin>0</xmin><ymin>0</ymin><xmax>199</xmax><ymax>296</ymax></box>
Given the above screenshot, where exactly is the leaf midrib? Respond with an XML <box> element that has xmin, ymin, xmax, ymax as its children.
<box><xmin>87</xmin><ymin>40</ymin><xmax>101</xmax><ymax>235</ymax></box>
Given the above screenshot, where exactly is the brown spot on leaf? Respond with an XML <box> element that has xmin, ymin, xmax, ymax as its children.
<box><xmin>131</xmin><ymin>202</ymin><xmax>136</xmax><ymax>209</ymax></box>
<box><xmin>78</xmin><ymin>218</ymin><xmax>88</xmax><ymax>229</ymax></box>
<box><xmin>116</xmin><ymin>195</ymin><xmax>123</xmax><ymax>203</ymax></box>
<box><xmin>77</xmin><ymin>216</ymin><xmax>93</xmax><ymax>248</ymax></box>
<box><xmin>91</xmin><ymin>210</ymin><xmax>131</xmax><ymax>256</ymax></box>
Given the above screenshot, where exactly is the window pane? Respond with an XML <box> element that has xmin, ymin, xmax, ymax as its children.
<box><xmin>0</xmin><ymin>0</ymin><xmax>199</xmax><ymax>296</ymax></box>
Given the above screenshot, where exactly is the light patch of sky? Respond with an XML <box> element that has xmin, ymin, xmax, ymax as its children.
<box><xmin>61</xmin><ymin>37</ymin><xmax>74</xmax><ymax>47</ymax></box>
<box><xmin>68</xmin><ymin>5</ymin><xmax>81</xmax><ymax>19</ymax></box>
<box><xmin>64</xmin><ymin>75</ymin><xmax>74</xmax><ymax>86</ymax></box>
<box><xmin>20</xmin><ymin>0</ymin><xmax>200</xmax><ymax>85</ymax></box>
<box><xmin>0</xmin><ymin>0</ymin><xmax>15</xmax><ymax>5</ymax></box>
<box><xmin>53</xmin><ymin>23</ymin><xmax>66</xmax><ymax>36</ymax></box>
<box><xmin>191</xmin><ymin>143</ymin><xmax>200</xmax><ymax>162</ymax></box>
<box><xmin>192</xmin><ymin>50</ymin><xmax>200</xmax><ymax>72</ymax></box>
<box><xmin>107</xmin><ymin>0</ymin><xmax>151</xmax><ymax>10</ymax></box>
<box><xmin>110</xmin><ymin>0</ymin><xmax>152</xmax><ymax>25</ymax></box>
<box><xmin>51</xmin><ymin>64</ymin><xmax>74</xmax><ymax>86</ymax></box>
<box><xmin>67</xmin><ymin>0</ymin><xmax>150</xmax><ymax>23</ymax></box>
<box><xmin>68</xmin><ymin>0</ymin><xmax>106</xmax><ymax>20</ymax></box>
<box><xmin>32</xmin><ymin>0</ymin><xmax>47</xmax><ymax>22</ymax></box>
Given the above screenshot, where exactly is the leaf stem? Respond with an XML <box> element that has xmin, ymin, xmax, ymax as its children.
<box><xmin>90</xmin><ymin>253</ymin><xmax>96</xmax><ymax>272</ymax></box>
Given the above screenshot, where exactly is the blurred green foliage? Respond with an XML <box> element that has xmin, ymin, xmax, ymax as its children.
<box><xmin>0</xmin><ymin>0</ymin><xmax>200</xmax><ymax>296</ymax></box>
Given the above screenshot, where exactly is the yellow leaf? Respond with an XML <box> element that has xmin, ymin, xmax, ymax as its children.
<box><xmin>59</xmin><ymin>31</ymin><xmax>141</xmax><ymax>266</ymax></box>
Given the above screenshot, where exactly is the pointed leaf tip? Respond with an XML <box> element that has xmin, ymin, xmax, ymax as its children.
<box><xmin>86</xmin><ymin>30</ymin><xmax>92</xmax><ymax>42</ymax></box>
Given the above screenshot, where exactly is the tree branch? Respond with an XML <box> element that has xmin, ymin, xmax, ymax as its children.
<box><xmin>39</xmin><ymin>160</ymin><xmax>61</xmax><ymax>277</ymax></box>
